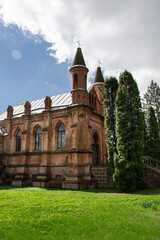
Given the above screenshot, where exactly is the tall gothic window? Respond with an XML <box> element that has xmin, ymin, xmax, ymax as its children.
<box><xmin>92</xmin><ymin>133</ymin><xmax>99</xmax><ymax>165</ymax></box>
<box><xmin>58</xmin><ymin>124</ymin><xmax>65</xmax><ymax>148</ymax></box>
<box><xmin>16</xmin><ymin>130</ymin><xmax>22</xmax><ymax>151</ymax></box>
<box><xmin>35</xmin><ymin>127</ymin><xmax>42</xmax><ymax>150</ymax></box>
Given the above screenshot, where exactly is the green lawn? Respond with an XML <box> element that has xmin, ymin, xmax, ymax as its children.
<box><xmin>0</xmin><ymin>186</ymin><xmax>160</xmax><ymax>240</ymax></box>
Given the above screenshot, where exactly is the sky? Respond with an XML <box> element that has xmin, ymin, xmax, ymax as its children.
<box><xmin>0</xmin><ymin>0</ymin><xmax>160</xmax><ymax>114</ymax></box>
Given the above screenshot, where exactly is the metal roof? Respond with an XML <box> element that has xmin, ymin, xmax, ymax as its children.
<box><xmin>0</xmin><ymin>92</ymin><xmax>71</xmax><ymax>121</ymax></box>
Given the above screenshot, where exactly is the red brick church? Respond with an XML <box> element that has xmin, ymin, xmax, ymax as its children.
<box><xmin>0</xmin><ymin>47</ymin><xmax>114</xmax><ymax>189</ymax></box>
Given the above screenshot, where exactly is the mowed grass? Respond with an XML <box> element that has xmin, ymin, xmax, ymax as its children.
<box><xmin>0</xmin><ymin>186</ymin><xmax>160</xmax><ymax>240</ymax></box>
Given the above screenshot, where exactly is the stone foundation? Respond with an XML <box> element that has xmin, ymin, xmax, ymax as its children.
<box><xmin>91</xmin><ymin>165</ymin><xmax>114</xmax><ymax>188</ymax></box>
<box><xmin>0</xmin><ymin>163</ymin><xmax>115</xmax><ymax>189</ymax></box>
<box><xmin>142</xmin><ymin>165</ymin><xmax>160</xmax><ymax>189</ymax></box>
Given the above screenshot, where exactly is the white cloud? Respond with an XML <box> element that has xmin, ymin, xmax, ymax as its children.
<box><xmin>0</xmin><ymin>0</ymin><xmax>160</xmax><ymax>95</ymax></box>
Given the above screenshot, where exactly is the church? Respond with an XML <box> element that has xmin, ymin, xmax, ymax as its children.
<box><xmin>0</xmin><ymin>47</ymin><xmax>114</xmax><ymax>189</ymax></box>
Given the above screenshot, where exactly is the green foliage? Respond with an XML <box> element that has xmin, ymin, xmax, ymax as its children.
<box><xmin>142</xmin><ymin>80</ymin><xmax>160</xmax><ymax>127</ymax></box>
<box><xmin>142</xmin><ymin>112</ymin><xmax>148</xmax><ymax>156</ymax></box>
<box><xmin>114</xmin><ymin>70</ymin><xmax>144</xmax><ymax>192</ymax></box>
<box><xmin>104</xmin><ymin>77</ymin><xmax>118</xmax><ymax>168</ymax></box>
<box><xmin>0</xmin><ymin>186</ymin><xmax>160</xmax><ymax>240</ymax></box>
<box><xmin>146</xmin><ymin>107</ymin><xmax>160</xmax><ymax>159</ymax></box>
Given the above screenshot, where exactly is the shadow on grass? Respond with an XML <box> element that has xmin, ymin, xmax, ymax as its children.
<box><xmin>83</xmin><ymin>188</ymin><xmax>160</xmax><ymax>195</ymax></box>
<box><xmin>0</xmin><ymin>185</ymin><xmax>160</xmax><ymax>195</ymax></box>
<box><xmin>0</xmin><ymin>185</ymin><xmax>53</xmax><ymax>191</ymax></box>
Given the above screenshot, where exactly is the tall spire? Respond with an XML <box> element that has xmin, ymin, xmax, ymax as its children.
<box><xmin>72</xmin><ymin>47</ymin><xmax>86</xmax><ymax>67</ymax></box>
<box><xmin>70</xmin><ymin>47</ymin><xmax>88</xmax><ymax>105</ymax></box>
<box><xmin>94</xmin><ymin>66</ymin><xmax>104</xmax><ymax>84</ymax></box>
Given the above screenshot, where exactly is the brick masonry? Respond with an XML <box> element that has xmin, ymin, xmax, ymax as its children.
<box><xmin>0</xmin><ymin>48</ymin><xmax>108</xmax><ymax>190</ymax></box>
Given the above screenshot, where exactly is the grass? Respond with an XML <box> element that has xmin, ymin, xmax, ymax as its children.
<box><xmin>0</xmin><ymin>186</ymin><xmax>160</xmax><ymax>240</ymax></box>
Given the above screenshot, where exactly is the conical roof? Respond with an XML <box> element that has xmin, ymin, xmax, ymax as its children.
<box><xmin>94</xmin><ymin>67</ymin><xmax>104</xmax><ymax>84</ymax></box>
<box><xmin>72</xmin><ymin>47</ymin><xmax>86</xmax><ymax>67</ymax></box>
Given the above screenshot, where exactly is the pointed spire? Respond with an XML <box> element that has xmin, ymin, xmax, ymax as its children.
<box><xmin>72</xmin><ymin>47</ymin><xmax>86</xmax><ymax>67</ymax></box>
<box><xmin>94</xmin><ymin>67</ymin><xmax>104</xmax><ymax>84</ymax></box>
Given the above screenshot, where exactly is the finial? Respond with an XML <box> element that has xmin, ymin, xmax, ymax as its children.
<box><xmin>98</xmin><ymin>59</ymin><xmax>101</xmax><ymax>67</ymax></box>
<box><xmin>77</xmin><ymin>40</ymin><xmax>81</xmax><ymax>47</ymax></box>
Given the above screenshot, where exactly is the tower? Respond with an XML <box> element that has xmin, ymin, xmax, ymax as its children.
<box><xmin>70</xmin><ymin>48</ymin><xmax>89</xmax><ymax>104</ymax></box>
<box><xmin>93</xmin><ymin>66</ymin><xmax>104</xmax><ymax>103</ymax></box>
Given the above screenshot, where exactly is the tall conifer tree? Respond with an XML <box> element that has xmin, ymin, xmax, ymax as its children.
<box><xmin>146</xmin><ymin>107</ymin><xmax>160</xmax><ymax>159</ymax></box>
<box><xmin>104</xmin><ymin>77</ymin><xmax>118</xmax><ymax>168</ymax></box>
<box><xmin>142</xmin><ymin>112</ymin><xmax>148</xmax><ymax>156</ymax></box>
<box><xmin>142</xmin><ymin>80</ymin><xmax>160</xmax><ymax>128</ymax></box>
<box><xmin>114</xmin><ymin>70</ymin><xmax>143</xmax><ymax>192</ymax></box>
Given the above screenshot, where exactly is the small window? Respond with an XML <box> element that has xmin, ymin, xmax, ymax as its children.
<box><xmin>58</xmin><ymin>124</ymin><xmax>65</xmax><ymax>148</ymax></box>
<box><xmin>35</xmin><ymin>127</ymin><xmax>42</xmax><ymax>150</ymax></box>
<box><xmin>94</xmin><ymin>97</ymin><xmax>96</xmax><ymax>107</ymax></box>
<box><xmin>84</xmin><ymin>74</ymin><xmax>87</xmax><ymax>87</ymax></box>
<box><xmin>73</xmin><ymin>73</ymin><xmax>78</xmax><ymax>88</ymax></box>
<box><xmin>89</xmin><ymin>94</ymin><xmax>91</xmax><ymax>104</ymax></box>
<box><xmin>92</xmin><ymin>95</ymin><xmax>94</xmax><ymax>105</ymax></box>
<box><xmin>16</xmin><ymin>130</ymin><xmax>22</xmax><ymax>151</ymax></box>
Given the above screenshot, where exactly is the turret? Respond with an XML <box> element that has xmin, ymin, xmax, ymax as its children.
<box><xmin>24</xmin><ymin>101</ymin><xmax>31</xmax><ymax>114</ymax></box>
<box><xmin>70</xmin><ymin>48</ymin><xmax>89</xmax><ymax>104</ymax></box>
<box><xmin>44</xmin><ymin>96</ymin><xmax>52</xmax><ymax>110</ymax></box>
<box><xmin>7</xmin><ymin>105</ymin><xmax>13</xmax><ymax>118</ymax></box>
<box><xmin>93</xmin><ymin>67</ymin><xmax>104</xmax><ymax>103</ymax></box>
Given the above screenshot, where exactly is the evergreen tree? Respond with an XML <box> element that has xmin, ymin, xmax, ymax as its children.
<box><xmin>114</xmin><ymin>70</ymin><xmax>143</xmax><ymax>192</ymax></box>
<box><xmin>142</xmin><ymin>80</ymin><xmax>160</xmax><ymax>127</ymax></box>
<box><xmin>142</xmin><ymin>112</ymin><xmax>148</xmax><ymax>156</ymax></box>
<box><xmin>104</xmin><ymin>77</ymin><xmax>118</xmax><ymax>168</ymax></box>
<box><xmin>146</xmin><ymin>107</ymin><xmax>160</xmax><ymax>159</ymax></box>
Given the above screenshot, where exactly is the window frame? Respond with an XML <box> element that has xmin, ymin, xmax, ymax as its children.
<box><xmin>57</xmin><ymin>124</ymin><xmax>65</xmax><ymax>148</ymax></box>
<box><xmin>35</xmin><ymin>126</ymin><xmax>42</xmax><ymax>150</ymax></box>
<box><xmin>16</xmin><ymin>130</ymin><xmax>22</xmax><ymax>152</ymax></box>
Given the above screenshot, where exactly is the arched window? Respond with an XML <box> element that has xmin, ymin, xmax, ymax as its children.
<box><xmin>35</xmin><ymin>127</ymin><xmax>42</xmax><ymax>150</ymax></box>
<box><xmin>58</xmin><ymin>124</ymin><xmax>65</xmax><ymax>148</ymax></box>
<box><xmin>16</xmin><ymin>130</ymin><xmax>22</xmax><ymax>151</ymax></box>
<box><xmin>92</xmin><ymin>132</ymin><xmax>99</xmax><ymax>165</ymax></box>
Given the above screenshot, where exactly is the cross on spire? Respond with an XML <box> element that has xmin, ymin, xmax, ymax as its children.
<box><xmin>77</xmin><ymin>40</ymin><xmax>81</xmax><ymax>47</ymax></box>
<box><xmin>98</xmin><ymin>59</ymin><xmax>101</xmax><ymax>67</ymax></box>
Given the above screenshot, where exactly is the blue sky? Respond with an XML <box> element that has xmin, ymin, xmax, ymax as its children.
<box><xmin>0</xmin><ymin>0</ymin><xmax>160</xmax><ymax>114</ymax></box>
<box><xmin>0</xmin><ymin>23</ymin><xmax>71</xmax><ymax>113</ymax></box>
